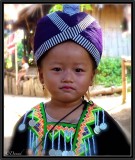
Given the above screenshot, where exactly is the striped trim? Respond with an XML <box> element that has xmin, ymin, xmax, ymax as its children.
<box><xmin>48</xmin><ymin>12</ymin><xmax>69</xmax><ymax>32</ymax></box>
<box><xmin>73</xmin><ymin>35</ymin><xmax>100</xmax><ymax>65</ymax></box>
<box><xmin>35</xmin><ymin>13</ymin><xmax>100</xmax><ymax>66</ymax></box>
<box><xmin>48</xmin><ymin>13</ymin><xmax>95</xmax><ymax>33</ymax></box>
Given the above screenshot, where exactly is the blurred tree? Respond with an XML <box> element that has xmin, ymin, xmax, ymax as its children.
<box><xmin>49</xmin><ymin>4</ymin><xmax>92</xmax><ymax>13</ymax></box>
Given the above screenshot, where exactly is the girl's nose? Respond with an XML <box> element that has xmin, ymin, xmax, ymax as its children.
<box><xmin>61</xmin><ymin>70</ymin><xmax>73</xmax><ymax>83</ymax></box>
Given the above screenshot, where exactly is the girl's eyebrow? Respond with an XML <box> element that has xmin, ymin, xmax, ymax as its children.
<box><xmin>74</xmin><ymin>62</ymin><xmax>87</xmax><ymax>65</ymax></box>
<box><xmin>48</xmin><ymin>62</ymin><xmax>63</xmax><ymax>65</ymax></box>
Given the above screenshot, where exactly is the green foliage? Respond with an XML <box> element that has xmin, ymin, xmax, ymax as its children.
<box><xmin>95</xmin><ymin>57</ymin><xmax>131</xmax><ymax>87</ymax></box>
<box><xmin>17</xmin><ymin>42</ymin><xmax>34</xmax><ymax>64</ymax></box>
<box><xmin>49</xmin><ymin>4</ymin><xmax>92</xmax><ymax>13</ymax></box>
<box><xmin>5</xmin><ymin>57</ymin><xmax>12</xmax><ymax>69</ymax></box>
<box><xmin>127</xmin><ymin>66</ymin><xmax>131</xmax><ymax>84</ymax></box>
<box><xmin>17</xmin><ymin>42</ymin><xmax>24</xmax><ymax>59</ymax></box>
<box><xmin>49</xmin><ymin>4</ymin><xmax>63</xmax><ymax>13</ymax></box>
<box><xmin>4</xmin><ymin>42</ymin><xmax>34</xmax><ymax>70</ymax></box>
<box><xmin>80</xmin><ymin>4</ymin><xmax>92</xmax><ymax>11</ymax></box>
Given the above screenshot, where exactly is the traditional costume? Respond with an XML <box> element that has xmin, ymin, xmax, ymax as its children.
<box><xmin>9</xmin><ymin>101</ymin><xmax>130</xmax><ymax>156</ymax></box>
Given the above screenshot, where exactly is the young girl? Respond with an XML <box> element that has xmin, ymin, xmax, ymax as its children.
<box><xmin>8</xmin><ymin>4</ymin><xmax>130</xmax><ymax>156</ymax></box>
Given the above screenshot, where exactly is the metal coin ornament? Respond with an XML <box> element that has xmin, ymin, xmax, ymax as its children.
<box><xmin>94</xmin><ymin>125</ymin><xmax>101</xmax><ymax>134</ymax></box>
<box><xmin>18</xmin><ymin>123</ymin><xmax>26</xmax><ymax>131</ymax></box>
<box><xmin>29</xmin><ymin>119</ymin><xmax>36</xmax><ymax>127</ymax></box>
<box><xmin>18</xmin><ymin>111</ymin><xmax>29</xmax><ymax>131</ymax></box>
<box><xmin>56</xmin><ymin>130</ymin><xmax>61</xmax><ymax>156</ymax></box>
<box><xmin>100</xmin><ymin>110</ymin><xmax>107</xmax><ymax>130</ymax></box>
<box><xmin>94</xmin><ymin>112</ymin><xmax>101</xmax><ymax>135</ymax></box>
<box><xmin>55</xmin><ymin>150</ymin><xmax>62</xmax><ymax>156</ymax></box>
<box><xmin>67</xmin><ymin>150</ymin><xmax>75</xmax><ymax>156</ymax></box>
<box><xmin>49</xmin><ymin>149</ymin><xmax>56</xmax><ymax>156</ymax></box>
<box><xmin>100</xmin><ymin>123</ymin><xmax>107</xmax><ymax>130</ymax></box>
<box><xmin>62</xmin><ymin>151</ymin><xmax>68</xmax><ymax>156</ymax></box>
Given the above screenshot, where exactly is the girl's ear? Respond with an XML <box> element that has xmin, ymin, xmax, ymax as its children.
<box><xmin>38</xmin><ymin>67</ymin><xmax>44</xmax><ymax>84</ymax></box>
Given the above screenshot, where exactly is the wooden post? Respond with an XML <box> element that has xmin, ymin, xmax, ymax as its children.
<box><xmin>4</xmin><ymin>75</ymin><xmax>9</xmax><ymax>94</ymax></box>
<box><xmin>15</xmin><ymin>43</ymin><xmax>18</xmax><ymax>95</ymax></box>
<box><xmin>122</xmin><ymin>57</ymin><xmax>131</xmax><ymax>104</ymax></box>
<box><xmin>8</xmin><ymin>76</ymin><xmax>12</xmax><ymax>94</ymax></box>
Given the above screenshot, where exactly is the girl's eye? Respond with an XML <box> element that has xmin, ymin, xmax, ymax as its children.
<box><xmin>52</xmin><ymin>68</ymin><xmax>62</xmax><ymax>72</ymax></box>
<box><xmin>75</xmin><ymin>68</ymin><xmax>84</xmax><ymax>72</ymax></box>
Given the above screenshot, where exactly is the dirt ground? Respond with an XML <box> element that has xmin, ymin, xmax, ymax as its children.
<box><xmin>4</xmin><ymin>92</ymin><xmax>131</xmax><ymax>155</ymax></box>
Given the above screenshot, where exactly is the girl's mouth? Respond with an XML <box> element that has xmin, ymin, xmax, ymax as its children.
<box><xmin>60</xmin><ymin>86</ymin><xmax>75</xmax><ymax>90</ymax></box>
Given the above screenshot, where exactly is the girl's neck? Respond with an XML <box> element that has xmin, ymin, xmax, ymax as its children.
<box><xmin>47</xmin><ymin>98</ymin><xmax>83</xmax><ymax>110</ymax></box>
<box><xmin>45</xmin><ymin>98</ymin><xmax>84</xmax><ymax>121</ymax></box>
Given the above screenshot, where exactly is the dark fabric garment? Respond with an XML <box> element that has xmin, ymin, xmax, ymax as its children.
<box><xmin>8</xmin><ymin>104</ymin><xmax>130</xmax><ymax>156</ymax></box>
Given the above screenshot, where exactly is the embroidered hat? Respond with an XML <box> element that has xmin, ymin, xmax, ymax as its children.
<box><xmin>34</xmin><ymin>4</ymin><xmax>103</xmax><ymax>67</ymax></box>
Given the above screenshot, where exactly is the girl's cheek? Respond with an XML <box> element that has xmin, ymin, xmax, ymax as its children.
<box><xmin>43</xmin><ymin>71</ymin><xmax>53</xmax><ymax>79</ymax></box>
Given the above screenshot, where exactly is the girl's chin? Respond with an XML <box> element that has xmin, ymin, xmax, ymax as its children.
<box><xmin>51</xmin><ymin>95</ymin><xmax>82</xmax><ymax>103</ymax></box>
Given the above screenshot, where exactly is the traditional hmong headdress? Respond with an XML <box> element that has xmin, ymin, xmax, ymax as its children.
<box><xmin>34</xmin><ymin>4</ymin><xmax>103</xmax><ymax>67</ymax></box>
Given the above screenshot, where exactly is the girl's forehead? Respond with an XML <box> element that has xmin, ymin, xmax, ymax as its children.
<box><xmin>47</xmin><ymin>41</ymin><xmax>88</xmax><ymax>54</ymax></box>
<box><xmin>41</xmin><ymin>42</ymin><xmax>93</xmax><ymax>66</ymax></box>
<box><xmin>45</xmin><ymin>42</ymin><xmax>89</xmax><ymax>59</ymax></box>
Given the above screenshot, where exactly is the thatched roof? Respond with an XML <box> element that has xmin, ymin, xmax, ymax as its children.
<box><xmin>12</xmin><ymin>4</ymin><xmax>53</xmax><ymax>31</ymax></box>
<box><xmin>13</xmin><ymin>4</ymin><xmax>128</xmax><ymax>31</ymax></box>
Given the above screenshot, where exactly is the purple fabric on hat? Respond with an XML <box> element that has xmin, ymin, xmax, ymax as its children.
<box><xmin>58</xmin><ymin>11</ymin><xmax>87</xmax><ymax>27</ymax></box>
<box><xmin>34</xmin><ymin>11</ymin><xmax>87</xmax><ymax>51</ymax></box>
<box><xmin>81</xmin><ymin>21</ymin><xmax>102</xmax><ymax>57</ymax></box>
<box><xmin>34</xmin><ymin>15</ymin><xmax>61</xmax><ymax>54</ymax></box>
<box><xmin>34</xmin><ymin>9</ymin><xmax>102</xmax><ymax>67</ymax></box>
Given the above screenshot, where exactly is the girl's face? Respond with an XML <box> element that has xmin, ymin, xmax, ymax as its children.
<box><xmin>38</xmin><ymin>41</ymin><xmax>95</xmax><ymax>103</ymax></box>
